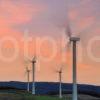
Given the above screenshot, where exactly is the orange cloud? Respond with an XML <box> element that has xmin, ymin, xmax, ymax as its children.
<box><xmin>0</xmin><ymin>0</ymin><xmax>44</xmax><ymax>24</ymax></box>
<box><xmin>0</xmin><ymin>0</ymin><xmax>45</xmax><ymax>40</ymax></box>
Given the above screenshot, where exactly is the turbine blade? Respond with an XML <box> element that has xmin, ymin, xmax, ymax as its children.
<box><xmin>24</xmin><ymin>57</ymin><xmax>32</xmax><ymax>64</ymax></box>
<box><xmin>66</xmin><ymin>22</ymin><xmax>72</xmax><ymax>38</ymax></box>
<box><xmin>56</xmin><ymin>70</ymin><xmax>60</xmax><ymax>73</ymax></box>
<box><xmin>64</xmin><ymin>20</ymin><xmax>72</xmax><ymax>50</ymax></box>
<box><xmin>59</xmin><ymin>66</ymin><xmax>62</xmax><ymax>71</ymax></box>
<box><xmin>64</xmin><ymin>41</ymin><xmax>71</xmax><ymax>52</ymax></box>
<box><xmin>60</xmin><ymin>64</ymin><xmax>65</xmax><ymax>73</ymax></box>
<box><xmin>26</xmin><ymin>67</ymin><xmax>28</xmax><ymax>70</ymax></box>
<box><xmin>32</xmin><ymin>56</ymin><xmax>36</xmax><ymax>62</ymax></box>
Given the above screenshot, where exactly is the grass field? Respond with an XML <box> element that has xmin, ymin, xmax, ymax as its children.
<box><xmin>0</xmin><ymin>93</ymin><xmax>67</xmax><ymax>100</ymax></box>
<box><xmin>0</xmin><ymin>93</ymin><xmax>99</xmax><ymax>100</ymax></box>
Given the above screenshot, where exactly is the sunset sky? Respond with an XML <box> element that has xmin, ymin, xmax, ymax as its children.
<box><xmin>0</xmin><ymin>0</ymin><xmax>100</xmax><ymax>85</ymax></box>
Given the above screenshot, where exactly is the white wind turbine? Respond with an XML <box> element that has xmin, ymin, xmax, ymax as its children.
<box><xmin>56</xmin><ymin>67</ymin><xmax>63</xmax><ymax>99</ymax></box>
<box><xmin>65</xmin><ymin>22</ymin><xmax>80</xmax><ymax>100</ymax></box>
<box><xmin>26</xmin><ymin>67</ymin><xmax>31</xmax><ymax>92</ymax></box>
<box><xmin>26</xmin><ymin>56</ymin><xmax>36</xmax><ymax>95</ymax></box>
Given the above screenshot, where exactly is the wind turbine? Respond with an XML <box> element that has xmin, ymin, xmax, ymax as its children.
<box><xmin>29</xmin><ymin>56</ymin><xmax>36</xmax><ymax>95</ymax></box>
<box><xmin>26</xmin><ymin>67</ymin><xmax>31</xmax><ymax>92</ymax></box>
<box><xmin>65</xmin><ymin>22</ymin><xmax>80</xmax><ymax>100</ymax></box>
<box><xmin>71</xmin><ymin>37</ymin><xmax>80</xmax><ymax>100</ymax></box>
<box><xmin>56</xmin><ymin>67</ymin><xmax>63</xmax><ymax>99</ymax></box>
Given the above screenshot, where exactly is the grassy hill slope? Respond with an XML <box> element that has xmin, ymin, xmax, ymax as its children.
<box><xmin>0</xmin><ymin>93</ymin><xmax>99</xmax><ymax>100</ymax></box>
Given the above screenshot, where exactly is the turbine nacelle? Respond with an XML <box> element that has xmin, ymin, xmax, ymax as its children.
<box><xmin>70</xmin><ymin>37</ymin><xmax>80</xmax><ymax>42</ymax></box>
<box><xmin>32</xmin><ymin>60</ymin><xmax>36</xmax><ymax>63</ymax></box>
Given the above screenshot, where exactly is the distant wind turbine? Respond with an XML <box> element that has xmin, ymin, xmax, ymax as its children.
<box><xmin>29</xmin><ymin>56</ymin><xmax>36</xmax><ymax>95</ymax></box>
<box><xmin>26</xmin><ymin>67</ymin><xmax>31</xmax><ymax>92</ymax></box>
<box><xmin>56</xmin><ymin>67</ymin><xmax>63</xmax><ymax>99</ymax></box>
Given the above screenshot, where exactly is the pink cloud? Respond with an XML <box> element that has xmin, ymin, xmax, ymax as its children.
<box><xmin>0</xmin><ymin>0</ymin><xmax>45</xmax><ymax>37</ymax></box>
<box><xmin>75</xmin><ymin>16</ymin><xmax>95</xmax><ymax>31</ymax></box>
<box><xmin>0</xmin><ymin>0</ymin><xmax>45</xmax><ymax>24</ymax></box>
<box><xmin>68</xmin><ymin>9</ymin><xmax>79</xmax><ymax>21</ymax></box>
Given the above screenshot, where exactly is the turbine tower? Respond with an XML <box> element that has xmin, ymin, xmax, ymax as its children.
<box><xmin>65</xmin><ymin>21</ymin><xmax>80</xmax><ymax>100</ymax></box>
<box><xmin>56</xmin><ymin>67</ymin><xmax>63</xmax><ymax>99</ymax></box>
<box><xmin>30</xmin><ymin>56</ymin><xmax>36</xmax><ymax>95</ymax></box>
<box><xmin>26</xmin><ymin>67</ymin><xmax>30</xmax><ymax>92</ymax></box>
<box><xmin>70</xmin><ymin>37</ymin><xmax>80</xmax><ymax>100</ymax></box>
